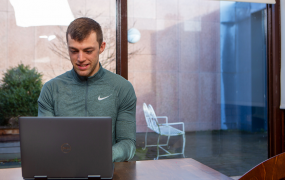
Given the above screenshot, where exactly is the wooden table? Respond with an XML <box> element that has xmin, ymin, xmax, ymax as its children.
<box><xmin>0</xmin><ymin>158</ymin><xmax>232</xmax><ymax>180</ymax></box>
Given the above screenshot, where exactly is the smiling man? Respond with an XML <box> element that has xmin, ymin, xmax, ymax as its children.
<box><xmin>37</xmin><ymin>17</ymin><xmax>137</xmax><ymax>162</ymax></box>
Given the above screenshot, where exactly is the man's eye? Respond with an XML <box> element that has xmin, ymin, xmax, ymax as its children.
<box><xmin>86</xmin><ymin>51</ymin><xmax>93</xmax><ymax>54</ymax></box>
<box><xmin>70</xmin><ymin>50</ymin><xmax>77</xmax><ymax>54</ymax></box>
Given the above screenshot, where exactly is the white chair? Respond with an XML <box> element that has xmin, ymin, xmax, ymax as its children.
<box><xmin>142</xmin><ymin>103</ymin><xmax>185</xmax><ymax>160</ymax></box>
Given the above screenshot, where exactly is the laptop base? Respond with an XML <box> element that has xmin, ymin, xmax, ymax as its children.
<box><xmin>34</xmin><ymin>176</ymin><xmax>47</xmax><ymax>180</ymax></box>
<box><xmin>33</xmin><ymin>175</ymin><xmax>102</xmax><ymax>180</ymax></box>
<box><xmin>88</xmin><ymin>175</ymin><xmax>101</xmax><ymax>180</ymax></box>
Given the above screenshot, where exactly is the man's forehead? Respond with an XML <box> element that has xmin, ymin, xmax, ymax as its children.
<box><xmin>67</xmin><ymin>31</ymin><xmax>98</xmax><ymax>43</ymax></box>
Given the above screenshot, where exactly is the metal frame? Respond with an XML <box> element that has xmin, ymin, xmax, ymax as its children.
<box><xmin>142</xmin><ymin>103</ymin><xmax>185</xmax><ymax>160</ymax></box>
<box><xmin>116</xmin><ymin>0</ymin><xmax>128</xmax><ymax>80</ymax></box>
<box><xmin>267</xmin><ymin>0</ymin><xmax>285</xmax><ymax>158</ymax></box>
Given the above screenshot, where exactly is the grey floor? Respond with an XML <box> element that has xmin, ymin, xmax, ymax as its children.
<box><xmin>0</xmin><ymin>130</ymin><xmax>267</xmax><ymax>177</ymax></box>
<box><xmin>131</xmin><ymin>130</ymin><xmax>268</xmax><ymax>177</ymax></box>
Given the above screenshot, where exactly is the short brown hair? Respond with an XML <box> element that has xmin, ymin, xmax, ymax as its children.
<box><xmin>66</xmin><ymin>17</ymin><xmax>103</xmax><ymax>46</ymax></box>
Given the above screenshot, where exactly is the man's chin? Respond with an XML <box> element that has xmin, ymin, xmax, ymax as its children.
<box><xmin>75</xmin><ymin>70</ymin><xmax>89</xmax><ymax>77</ymax></box>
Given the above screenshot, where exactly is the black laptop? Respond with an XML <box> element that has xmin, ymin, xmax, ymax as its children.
<box><xmin>19</xmin><ymin>117</ymin><xmax>113</xmax><ymax>180</ymax></box>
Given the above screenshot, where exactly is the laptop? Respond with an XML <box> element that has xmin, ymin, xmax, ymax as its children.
<box><xmin>19</xmin><ymin>117</ymin><xmax>113</xmax><ymax>180</ymax></box>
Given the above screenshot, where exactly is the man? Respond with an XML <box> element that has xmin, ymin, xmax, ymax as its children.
<box><xmin>37</xmin><ymin>17</ymin><xmax>136</xmax><ymax>162</ymax></box>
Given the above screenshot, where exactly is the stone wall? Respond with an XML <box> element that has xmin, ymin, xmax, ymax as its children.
<box><xmin>128</xmin><ymin>0</ymin><xmax>221</xmax><ymax>132</ymax></box>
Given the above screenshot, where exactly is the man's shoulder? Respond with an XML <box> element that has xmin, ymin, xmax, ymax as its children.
<box><xmin>43</xmin><ymin>70</ymin><xmax>72</xmax><ymax>88</ymax></box>
<box><xmin>102</xmin><ymin>68</ymin><xmax>136</xmax><ymax>104</ymax></box>
<box><xmin>103</xmin><ymin>69</ymin><xmax>133</xmax><ymax>89</ymax></box>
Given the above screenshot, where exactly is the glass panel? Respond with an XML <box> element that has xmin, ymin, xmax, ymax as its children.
<box><xmin>128</xmin><ymin>0</ymin><xmax>267</xmax><ymax>177</ymax></box>
<box><xmin>0</xmin><ymin>0</ymin><xmax>116</xmax><ymax>168</ymax></box>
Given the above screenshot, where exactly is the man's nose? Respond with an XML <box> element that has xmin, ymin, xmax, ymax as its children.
<box><xmin>77</xmin><ymin>52</ymin><xmax>85</xmax><ymax>62</ymax></box>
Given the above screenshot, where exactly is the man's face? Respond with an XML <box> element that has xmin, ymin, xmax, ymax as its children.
<box><xmin>68</xmin><ymin>32</ymin><xmax>106</xmax><ymax>77</ymax></box>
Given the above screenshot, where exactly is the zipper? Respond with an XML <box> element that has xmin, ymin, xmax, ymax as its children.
<box><xmin>85</xmin><ymin>80</ymin><xmax>88</xmax><ymax>116</ymax></box>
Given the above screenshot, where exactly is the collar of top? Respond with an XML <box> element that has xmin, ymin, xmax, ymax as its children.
<box><xmin>71</xmin><ymin>62</ymin><xmax>105</xmax><ymax>84</ymax></box>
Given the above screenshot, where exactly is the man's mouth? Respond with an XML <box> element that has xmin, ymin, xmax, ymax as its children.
<box><xmin>77</xmin><ymin>64</ymin><xmax>89</xmax><ymax>70</ymax></box>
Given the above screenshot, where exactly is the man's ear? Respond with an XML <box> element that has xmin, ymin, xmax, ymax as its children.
<box><xmin>99</xmin><ymin>42</ymin><xmax>106</xmax><ymax>54</ymax></box>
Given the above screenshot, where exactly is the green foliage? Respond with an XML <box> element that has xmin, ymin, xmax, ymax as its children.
<box><xmin>0</xmin><ymin>64</ymin><xmax>43</xmax><ymax>126</ymax></box>
<box><xmin>14</xmin><ymin>158</ymin><xmax>19</xmax><ymax>163</ymax></box>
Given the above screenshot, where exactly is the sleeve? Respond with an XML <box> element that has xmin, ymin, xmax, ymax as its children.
<box><xmin>38</xmin><ymin>82</ymin><xmax>55</xmax><ymax>117</ymax></box>
<box><xmin>112</xmin><ymin>82</ymin><xmax>137</xmax><ymax>162</ymax></box>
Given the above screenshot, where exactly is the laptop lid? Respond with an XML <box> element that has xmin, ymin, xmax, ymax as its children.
<box><xmin>19</xmin><ymin>117</ymin><xmax>113</xmax><ymax>179</ymax></box>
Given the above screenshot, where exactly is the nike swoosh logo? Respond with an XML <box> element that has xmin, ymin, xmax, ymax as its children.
<box><xmin>98</xmin><ymin>94</ymin><xmax>112</xmax><ymax>101</ymax></box>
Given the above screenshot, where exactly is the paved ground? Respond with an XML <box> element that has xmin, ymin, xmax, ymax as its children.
<box><xmin>0</xmin><ymin>130</ymin><xmax>267</xmax><ymax>177</ymax></box>
<box><xmin>0</xmin><ymin>139</ymin><xmax>21</xmax><ymax>169</ymax></box>
<box><xmin>131</xmin><ymin>130</ymin><xmax>267</xmax><ymax>177</ymax></box>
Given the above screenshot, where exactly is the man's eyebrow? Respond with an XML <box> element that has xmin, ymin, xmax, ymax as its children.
<box><xmin>68</xmin><ymin>46</ymin><xmax>95</xmax><ymax>51</ymax></box>
<box><xmin>83</xmin><ymin>47</ymin><xmax>95</xmax><ymax>51</ymax></box>
<box><xmin>68</xmin><ymin>46</ymin><xmax>78</xmax><ymax>50</ymax></box>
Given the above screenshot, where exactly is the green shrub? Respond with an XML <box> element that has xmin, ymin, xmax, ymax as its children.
<box><xmin>0</xmin><ymin>63</ymin><xmax>43</xmax><ymax>126</ymax></box>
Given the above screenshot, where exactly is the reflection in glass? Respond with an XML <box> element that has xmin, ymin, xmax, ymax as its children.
<box><xmin>0</xmin><ymin>0</ymin><xmax>116</xmax><ymax>169</ymax></box>
<box><xmin>129</xmin><ymin>0</ymin><xmax>268</xmax><ymax>177</ymax></box>
<box><xmin>10</xmin><ymin>0</ymin><xmax>74</xmax><ymax>27</ymax></box>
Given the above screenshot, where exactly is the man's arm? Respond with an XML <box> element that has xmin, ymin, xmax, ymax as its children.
<box><xmin>38</xmin><ymin>82</ymin><xmax>55</xmax><ymax>116</ymax></box>
<box><xmin>112</xmin><ymin>84</ymin><xmax>136</xmax><ymax>162</ymax></box>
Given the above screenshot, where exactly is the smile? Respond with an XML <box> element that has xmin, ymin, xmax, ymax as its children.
<box><xmin>77</xmin><ymin>64</ymin><xmax>89</xmax><ymax>70</ymax></box>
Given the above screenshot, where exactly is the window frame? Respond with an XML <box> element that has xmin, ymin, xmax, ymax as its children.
<box><xmin>267</xmin><ymin>0</ymin><xmax>285</xmax><ymax>158</ymax></box>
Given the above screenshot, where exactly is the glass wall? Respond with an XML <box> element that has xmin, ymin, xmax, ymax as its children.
<box><xmin>0</xmin><ymin>0</ymin><xmax>268</xmax><ymax>177</ymax></box>
<box><xmin>128</xmin><ymin>0</ymin><xmax>267</xmax><ymax>177</ymax></box>
<box><xmin>0</xmin><ymin>0</ymin><xmax>116</xmax><ymax>83</ymax></box>
<box><xmin>0</xmin><ymin>0</ymin><xmax>116</xmax><ymax>168</ymax></box>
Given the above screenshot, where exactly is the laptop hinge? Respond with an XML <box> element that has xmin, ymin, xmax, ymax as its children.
<box><xmin>88</xmin><ymin>175</ymin><xmax>101</xmax><ymax>179</ymax></box>
<box><xmin>34</xmin><ymin>175</ymin><xmax>47</xmax><ymax>180</ymax></box>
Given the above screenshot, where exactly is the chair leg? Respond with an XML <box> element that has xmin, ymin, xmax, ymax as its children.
<box><xmin>166</xmin><ymin>135</ymin><xmax>171</xmax><ymax>149</ymax></box>
<box><xmin>143</xmin><ymin>128</ymin><xmax>149</xmax><ymax>150</ymax></box>
<box><xmin>182</xmin><ymin>134</ymin><xmax>186</xmax><ymax>158</ymax></box>
<box><xmin>156</xmin><ymin>134</ymin><xmax>161</xmax><ymax>160</ymax></box>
